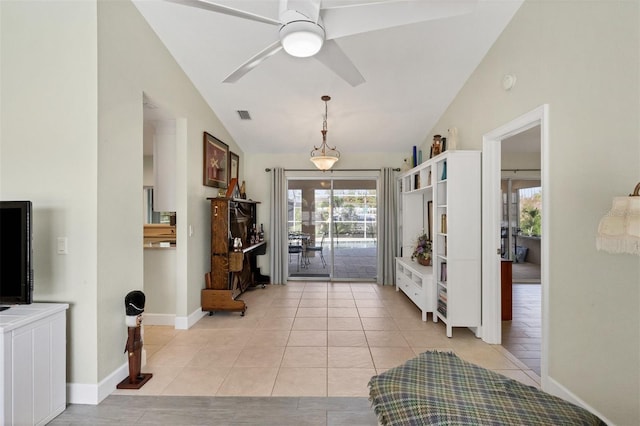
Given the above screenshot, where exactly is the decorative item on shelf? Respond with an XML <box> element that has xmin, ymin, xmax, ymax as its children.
<box><xmin>310</xmin><ymin>95</ymin><xmax>340</xmax><ymax>171</ymax></box>
<box><xmin>412</xmin><ymin>146</ymin><xmax>417</xmax><ymax>167</ymax></box>
<box><xmin>240</xmin><ymin>180</ymin><xmax>247</xmax><ymax>199</ymax></box>
<box><xmin>441</xmin><ymin>161</ymin><xmax>447</xmax><ymax>180</ymax></box>
<box><xmin>233</xmin><ymin>237</ymin><xmax>243</xmax><ymax>252</ymax></box>
<box><xmin>430</xmin><ymin>134</ymin><xmax>442</xmax><ymax>158</ymax></box>
<box><xmin>596</xmin><ymin>182</ymin><xmax>640</xmax><ymax>255</ymax></box>
<box><xmin>447</xmin><ymin>127</ymin><xmax>458</xmax><ymax>151</ymax></box>
<box><xmin>441</xmin><ymin>213</ymin><xmax>447</xmax><ymax>234</ymax></box>
<box><xmin>411</xmin><ymin>232</ymin><xmax>432</xmax><ymax>266</ymax></box>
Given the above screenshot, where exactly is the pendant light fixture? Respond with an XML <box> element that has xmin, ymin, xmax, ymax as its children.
<box><xmin>310</xmin><ymin>95</ymin><xmax>340</xmax><ymax>171</ymax></box>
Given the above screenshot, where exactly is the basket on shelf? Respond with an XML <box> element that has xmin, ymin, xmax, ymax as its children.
<box><xmin>417</xmin><ymin>257</ymin><xmax>431</xmax><ymax>266</ymax></box>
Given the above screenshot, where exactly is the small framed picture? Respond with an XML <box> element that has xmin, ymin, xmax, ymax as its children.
<box><xmin>203</xmin><ymin>132</ymin><xmax>228</xmax><ymax>188</ymax></box>
<box><xmin>229</xmin><ymin>151</ymin><xmax>239</xmax><ymax>182</ymax></box>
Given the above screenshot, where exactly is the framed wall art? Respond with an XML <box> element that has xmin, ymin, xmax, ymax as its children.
<box><xmin>229</xmin><ymin>151</ymin><xmax>239</xmax><ymax>182</ymax></box>
<box><xmin>203</xmin><ymin>132</ymin><xmax>228</xmax><ymax>188</ymax></box>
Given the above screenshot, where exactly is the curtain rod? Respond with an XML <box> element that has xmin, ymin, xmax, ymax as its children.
<box><xmin>265</xmin><ymin>168</ymin><xmax>400</xmax><ymax>172</ymax></box>
<box><xmin>501</xmin><ymin>168</ymin><xmax>541</xmax><ymax>172</ymax></box>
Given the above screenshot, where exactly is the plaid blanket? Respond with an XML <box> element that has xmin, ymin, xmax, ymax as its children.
<box><xmin>368</xmin><ymin>351</ymin><xmax>606</xmax><ymax>426</ymax></box>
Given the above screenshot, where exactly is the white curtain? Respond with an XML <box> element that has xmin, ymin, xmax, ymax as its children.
<box><xmin>377</xmin><ymin>167</ymin><xmax>397</xmax><ymax>285</ymax></box>
<box><xmin>269</xmin><ymin>168</ymin><xmax>287</xmax><ymax>284</ymax></box>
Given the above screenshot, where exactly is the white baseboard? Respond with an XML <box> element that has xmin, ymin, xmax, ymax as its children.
<box><xmin>175</xmin><ymin>307</ymin><xmax>206</xmax><ymax>330</ymax></box>
<box><xmin>143</xmin><ymin>313</ymin><xmax>175</xmax><ymax>326</ymax></box>
<box><xmin>67</xmin><ymin>361</ymin><xmax>128</xmax><ymax>405</ymax></box>
<box><xmin>545</xmin><ymin>375</ymin><xmax>612</xmax><ymax>425</ymax></box>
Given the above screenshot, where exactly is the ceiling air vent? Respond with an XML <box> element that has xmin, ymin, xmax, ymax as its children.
<box><xmin>237</xmin><ymin>110</ymin><xmax>251</xmax><ymax>120</ymax></box>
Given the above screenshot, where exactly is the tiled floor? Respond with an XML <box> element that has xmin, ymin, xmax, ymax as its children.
<box><xmin>113</xmin><ymin>281</ymin><xmax>540</xmax><ymax>398</ymax></box>
<box><xmin>502</xmin><ymin>283</ymin><xmax>542</xmax><ymax>375</ymax></box>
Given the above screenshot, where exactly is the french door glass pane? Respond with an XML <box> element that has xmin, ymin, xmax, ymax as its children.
<box><xmin>286</xmin><ymin>178</ymin><xmax>377</xmax><ymax>281</ymax></box>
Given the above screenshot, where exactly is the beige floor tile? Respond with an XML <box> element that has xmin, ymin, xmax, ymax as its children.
<box><xmin>270</xmin><ymin>298</ymin><xmax>300</xmax><ymax>307</ymax></box>
<box><xmin>327</xmin><ymin>307</ymin><xmax>359</xmax><ymax>318</ymax></box>
<box><xmin>201</xmin><ymin>329</ymin><xmax>250</xmax><ymax>347</ymax></box>
<box><xmin>281</xmin><ymin>346</ymin><xmax>327</xmax><ymax>367</ymax></box>
<box><xmin>328</xmin><ymin>330</ymin><xmax>368</xmax><ymax>347</ymax></box>
<box><xmin>328</xmin><ymin>347</ymin><xmax>374</xmax><ymax>368</ymax></box>
<box><xmin>216</xmin><ymin>367</ymin><xmax>279</xmax><ymax>396</ymax></box>
<box><xmin>262</xmin><ymin>307</ymin><xmax>298</xmax><ymax>318</ymax></box>
<box><xmin>370</xmin><ymin>347</ymin><xmax>417</xmax><ymax>369</ymax></box>
<box><xmin>244</xmin><ymin>330</ymin><xmax>291</xmax><ymax>347</ymax></box>
<box><xmin>288</xmin><ymin>330</ymin><xmax>327</xmax><ymax>346</ymax></box>
<box><xmin>111</xmin><ymin>281</ymin><xmax>540</xmax><ymax>400</ymax></box>
<box><xmin>360</xmin><ymin>317</ymin><xmax>398</xmax><ymax>331</ymax></box>
<box><xmin>292</xmin><ymin>317</ymin><xmax>327</xmax><ymax>330</ymax></box>
<box><xmin>300</xmin><ymin>292</ymin><xmax>327</xmax><ymax>299</ymax></box>
<box><xmin>143</xmin><ymin>326</ymin><xmax>179</xmax><ymax>345</ymax></box>
<box><xmin>272</xmin><ymin>368</ymin><xmax>327</xmax><ymax>396</ymax></box>
<box><xmin>147</xmin><ymin>344</ymin><xmax>199</xmax><ymax>368</ymax></box>
<box><xmin>328</xmin><ymin>292</ymin><xmax>356</xmax><ymax>300</ymax></box>
<box><xmin>298</xmin><ymin>298</ymin><xmax>328</xmax><ymax>307</ymax></box>
<box><xmin>401</xmin><ymin>330</ymin><xmax>453</xmax><ymax>349</ymax></box>
<box><xmin>164</xmin><ymin>329</ymin><xmax>217</xmax><ymax>347</ymax></box>
<box><xmin>187</xmin><ymin>345</ymin><xmax>243</xmax><ymax>368</ymax></box>
<box><xmin>143</xmin><ymin>344</ymin><xmax>162</xmax><ymax>360</ymax></box>
<box><xmin>355</xmin><ymin>299</ymin><xmax>385</xmax><ymax>308</ymax></box>
<box><xmin>233</xmin><ymin>346</ymin><xmax>285</xmax><ymax>368</ymax></box>
<box><xmin>456</xmin><ymin>346</ymin><xmax>520</xmax><ymax>370</ymax></box>
<box><xmin>365</xmin><ymin>330</ymin><xmax>410</xmax><ymax>347</ymax></box>
<box><xmin>296</xmin><ymin>307</ymin><xmax>328</xmax><ymax>317</ymax></box>
<box><xmin>328</xmin><ymin>317</ymin><xmax>363</xmax><ymax>331</ymax></box>
<box><xmin>256</xmin><ymin>317</ymin><xmax>294</xmax><ymax>330</ymax></box>
<box><xmin>357</xmin><ymin>307</ymin><xmax>390</xmax><ymax>317</ymax></box>
<box><xmin>328</xmin><ymin>299</ymin><xmax>356</xmax><ymax>308</ymax></box>
<box><xmin>328</xmin><ymin>368</ymin><xmax>376</xmax><ymax>397</ymax></box>
<box><xmin>161</xmin><ymin>366</ymin><xmax>230</xmax><ymax>396</ymax></box>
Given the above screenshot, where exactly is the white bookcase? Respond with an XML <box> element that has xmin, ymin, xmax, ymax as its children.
<box><xmin>397</xmin><ymin>151</ymin><xmax>481</xmax><ymax>337</ymax></box>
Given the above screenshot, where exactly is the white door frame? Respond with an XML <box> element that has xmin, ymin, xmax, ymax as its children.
<box><xmin>481</xmin><ymin>105</ymin><xmax>549</xmax><ymax>383</ymax></box>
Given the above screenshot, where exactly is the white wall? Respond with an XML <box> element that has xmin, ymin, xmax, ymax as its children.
<box><xmin>424</xmin><ymin>1</ymin><xmax>639</xmax><ymax>423</ymax></box>
<box><xmin>1</xmin><ymin>0</ymin><xmax>243</xmax><ymax>398</ymax></box>
<box><xmin>97</xmin><ymin>0</ymin><xmax>243</xmax><ymax>381</ymax></box>
<box><xmin>1</xmin><ymin>0</ymin><xmax>99</xmax><ymax>386</ymax></box>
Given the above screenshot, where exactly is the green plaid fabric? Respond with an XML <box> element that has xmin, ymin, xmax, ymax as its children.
<box><xmin>368</xmin><ymin>351</ymin><xmax>606</xmax><ymax>426</ymax></box>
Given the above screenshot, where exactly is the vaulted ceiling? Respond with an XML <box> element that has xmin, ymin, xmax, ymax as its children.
<box><xmin>134</xmin><ymin>0</ymin><xmax>523</xmax><ymax>155</ymax></box>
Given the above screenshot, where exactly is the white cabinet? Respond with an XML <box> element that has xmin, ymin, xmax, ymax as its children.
<box><xmin>395</xmin><ymin>258</ymin><xmax>433</xmax><ymax>321</ymax></box>
<box><xmin>397</xmin><ymin>151</ymin><xmax>481</xmax><ymax>337</ymax></box>
<box><xmin>1</xmin><ymin>303</ymin><xmax>68</xmax><ymax>426</ymax></box>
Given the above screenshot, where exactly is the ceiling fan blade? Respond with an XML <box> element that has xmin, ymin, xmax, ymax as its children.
<box><xmin>164</xmin><ymin>0</ymin><xmax>281</xmax><ymax>26</ymax></box>
<box><xmin>322</xmin><ymin>0</ymin><xmax>476</xmax><ymax>40</ymax></box>
<box><xmin>223</xmin><ymin>40</ymin><xmax>283</xmax><ymax>83</ymax></box>
<box><xmin>314</xmin><ymin>40</ymin><xmax>365</xmax><ymax>87</ymax></box>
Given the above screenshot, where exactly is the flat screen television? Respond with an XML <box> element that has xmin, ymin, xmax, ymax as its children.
<box><xmin>0</xmin><ymin>201</ymin><xmax>33</xmax><ymax>305</ymax></box>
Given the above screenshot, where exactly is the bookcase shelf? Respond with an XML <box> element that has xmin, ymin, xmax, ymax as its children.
<box><xmin>397</xmin><ymin>151</ymin><xmax>481</xmax><ymax>337</ymax></box>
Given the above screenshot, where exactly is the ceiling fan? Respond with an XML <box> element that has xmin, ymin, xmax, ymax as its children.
<box><xmin>165</xmin><ymin>0</ymin><xmax>476</xmax><ymax>86</ymax></box>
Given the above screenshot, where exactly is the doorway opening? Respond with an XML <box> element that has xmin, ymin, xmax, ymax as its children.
<box><xmin>482</xmin><ymin>104</ymin><xmax>549</xmax><ymax>384</ymax></box>
<box><xmin>500</xmin><ymin>130</ymin><xmax>542</xmax><ymax>377</ymax></box>
<box><xmin>287</xmin><ymin>177</ymin><xmax>378</xmax><ymax>281</ymax></box>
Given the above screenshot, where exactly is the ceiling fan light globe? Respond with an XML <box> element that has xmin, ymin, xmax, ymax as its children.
<box><xmin>280</xmin><ymin>21</ymin><xmax>325</xmax><ymax>58</ymax></box>
<box><xmin>310</xmin><ymin>155</ymin><xmax>339</xmax><ymax>171</ymax></box>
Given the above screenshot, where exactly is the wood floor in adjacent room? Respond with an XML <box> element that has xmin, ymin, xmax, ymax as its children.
<box><xmin>51</xmin><ymin>281</ymin><xmax>540</xmax><ymax>425</ymax></box>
